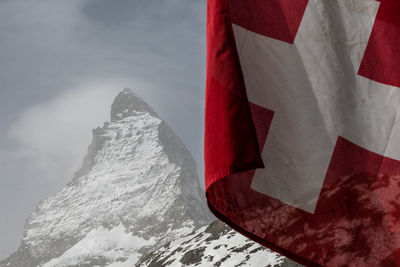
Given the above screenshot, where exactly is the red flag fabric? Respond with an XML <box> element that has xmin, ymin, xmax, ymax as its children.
<box><xmin>204</xmin><ymin>0</ymin><xmax>400</xmax><ymax>265</ymax></box>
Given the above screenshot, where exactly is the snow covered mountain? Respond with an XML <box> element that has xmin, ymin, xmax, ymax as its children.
<box><xmin>1</xmin><ymin>89</ymin><xmax>298</xmax><ymax>267</ymax></box>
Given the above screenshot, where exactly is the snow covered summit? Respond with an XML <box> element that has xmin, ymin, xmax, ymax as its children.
<box><xmin>2</xmin><ymin>88</ymin><xmax>211</xmax><ymax>266</ymax></box>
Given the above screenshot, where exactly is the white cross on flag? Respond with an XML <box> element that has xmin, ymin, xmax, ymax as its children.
<box><xmin>204</xmin><ymin>0</ymin><xmax>400</xmax><ymax>265</ymax></box>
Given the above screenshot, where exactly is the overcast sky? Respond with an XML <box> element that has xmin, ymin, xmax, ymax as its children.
<box><xmin>0</xmin><ymin>0</ymin><xmax>206</xmax><ymax>258</ymax></box>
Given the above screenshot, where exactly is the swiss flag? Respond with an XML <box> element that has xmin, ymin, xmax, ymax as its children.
<box><xmin>204</xmin><ymin>0</ymin><xmax>400</xmax><ymax>265</ymax></box>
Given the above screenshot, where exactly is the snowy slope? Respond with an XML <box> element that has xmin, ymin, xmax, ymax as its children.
<box><xmin>137</xmin><ymin>220</ymin><xmax>301</xmax><ymax>267</ymax></box>
<box><xmin>1</xmin><ymin>88</ymin><xmax>298</xmax><ymax>267</ymax></box>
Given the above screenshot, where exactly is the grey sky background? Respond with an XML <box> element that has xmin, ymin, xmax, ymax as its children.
<box><xmin>0</xmin><ymin>0</ymin><xmax>206</xmax><ymax>259</ymax></box>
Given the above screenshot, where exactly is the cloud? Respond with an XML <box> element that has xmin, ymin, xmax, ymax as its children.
<box><xmin>7</xmin><ymin>82</ymin><xmax>124</xmax><ymax>181</ymax></box>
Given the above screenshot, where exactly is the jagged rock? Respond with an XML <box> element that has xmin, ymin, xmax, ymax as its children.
<box><xmin>136</xmin><ymin>220</ymin><xmax>300</xmax><ymax>267</ymax></box>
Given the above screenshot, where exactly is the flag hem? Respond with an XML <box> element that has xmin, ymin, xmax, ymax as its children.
<box><xmin>205</xmin><ymin>162</ymin><xmax>264</xmax><ymax>190</ymax></box>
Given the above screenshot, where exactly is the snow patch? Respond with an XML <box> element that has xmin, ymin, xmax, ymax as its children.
<box><xmin>42</xmin><ymin>224</ymin><xmax>155</xmax><ymax>267</ymax></box>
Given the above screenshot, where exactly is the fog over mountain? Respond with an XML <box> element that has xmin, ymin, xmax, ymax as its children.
<box><xmin>1</xmin><ymin>89</ymin><xmax>299</xmax><ymax>267</ymax></box>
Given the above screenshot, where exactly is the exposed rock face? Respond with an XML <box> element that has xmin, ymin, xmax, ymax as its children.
<box><xmin>1</xmin><ymin>89</ymin><xmax>298</xmax><ymax>267</ymax></box>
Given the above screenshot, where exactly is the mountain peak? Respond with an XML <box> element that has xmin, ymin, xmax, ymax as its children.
<box><xmin>1</xmin><ymin>88</ymin><xmax>212</xmax><ymax>266</ymax></box>
<box><xmin>110</xmin><ymin>88</ymin><xmax>155</xmax><ymax>122</ymax></box>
